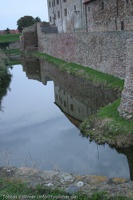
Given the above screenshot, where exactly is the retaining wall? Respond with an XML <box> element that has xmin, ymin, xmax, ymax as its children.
<box><xmin>37</xmin><ymin>23</ymin><xmax>133</xmax><ymax>79</ymax></box>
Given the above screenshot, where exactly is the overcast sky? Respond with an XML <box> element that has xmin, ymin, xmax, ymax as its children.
<box><xmin>0</xmin><ymin>0</ymin><xmax>49</xmax><ymax>30</ymax></box>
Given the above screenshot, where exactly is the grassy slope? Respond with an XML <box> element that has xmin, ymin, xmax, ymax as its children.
<box><xmin>0</xmin><ymin>34</ymin><xmax>21</xmax><ymax>43</ymax></box>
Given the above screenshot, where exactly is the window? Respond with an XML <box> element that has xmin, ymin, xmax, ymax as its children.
<box><xmin>64</xmin><ymin>101</ymin><xmax>66</xmax><ymax>107</ymax></box>
<box><xmin>126</xmin><ymin>0</ymin><xmax>129</xmax><ymax>3</ymax></box>
<box><xmin>71</xmin><ymin>104</ymin><xmax>74</xmax><ymax>111</ymax></box>
<box><xmin>74</xmin><ymin>5</ymin><xmax>76</xmax><ymax>11</ymax></box>
<box><xmin>57</xmin><ymin>0</ymin><xmax>59</xmax><ymax>4</ymax></box>
<box><xmin>121</xmin><ymin>21</ymin><xmax>124</xmax><ymax>30</ymax></box>
<box><xmin>64</xmin><ymin>8</ymin><xmax>67</xmax><ymax>16</ymax></box>
<box><xmin>63</xmin><ymin>0</ymin><xmax>66</xmax><ymax>2</ymax></box>
<box><xmin>49</xmin><ymin>1</ymin><xmax>51</xmax><ymax>7</ymax></box>
<box><xmin>101</xmin><ymin>1</ymin><xmax>104</xmax><ymax>10</ymax></box>
<box><xmin>50</xmin><ymin>16</ymin><xmax>52</xmax><ymax>22</ymax></box>
<box><xmin>58</xmin><ymin>11</ymin><xmax>60</xmax><ymax>18</ymax></box>
<box><xmin>88</xmin><ymin>7</ymin><xmax>90</xmax><ymax>11</ymax></box>
<box><xmin>53</xmin><ymin>0</ymin><xmax>55</xmax><ymax>6</ymax></box>
<box><xmin>54</xmin><ymin>13</ymin><xmax>56</xmax><ymax>20</ymax></box>
<box><xmin>56</xmin><ymin>94</ymin><xmax>58</xmax><ymax>100</ymax></box>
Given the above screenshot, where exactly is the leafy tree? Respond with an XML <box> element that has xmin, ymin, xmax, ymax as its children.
<box><xmin>5</xmin><ymin>28</ymin><xmax>10</xmax><ymax>34</ymax></box>
<box><xmin>17</xmin><ymin>16</ymin><xmax>35</xmax><ymax>32</ymax></box>
<box><xmin>34</xmin><ymin>17</ymin><xmax>41</xmax><ymax>23</ymax></box>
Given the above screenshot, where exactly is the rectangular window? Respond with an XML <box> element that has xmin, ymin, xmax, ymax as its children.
<box><xmin>54</xmin><ymin>13</ymin><xmax>56</xmax><ymax>20</ymax></box>
<box><xmin>121</xmin><ymin>21</ymin><xmax>124</xmax><ymax>30</ymax></box>
<box><xmin>74</xmin><ymin>5</ymin><xmax>76</xmax><ymax>11</ymax></box>
<box><xmin>64</xmin><ymin>101</ymin><xmax>66</xmax><ymax>107</ymax></box>
<box><xmin>63</xmin><ymin>0</ymin><xmax>66</xmax><ymax>2</ymax></box>
<box><xmin>50</xmin><ymin>16</ymin><xmax>52</xmax><ymax>22</ymax></box>
<box><xmin>58</xmin><ymin>11</ymin><xmax>60</xmax><ymax>18</ymax></box>
<box><xmin>88</xmin><ymin>7</ymin><xmax>90</xmax><ymax>11</ymax></box>
<box><xmin>49</xmin><ymin>2</ymin><xmax>51</xmax><ymax>7</ymax></box>
<box><xmin>71</xmin><ymin>104</ymin><xmax>74</xmax><ymax>111</ymax></box>
<box><xmin>64</xmin><ymin>8</ymin><xmax>67</xmax><ymax>16</ymax></box>
<box><xmin>57</xmin><ymin>0</ymin><xmax>59</xmax><ymax>4</ymax></box>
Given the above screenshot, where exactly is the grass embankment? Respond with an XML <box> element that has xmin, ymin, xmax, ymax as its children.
<box><xmin>0</xmin><ymin>33</ymin><xmax>21</xmax><ymax>65</ymax></box>
<box><xmin>34</xmin><ymin>52</ymin><xmax>133</xmax><ymax>147</ymax></box>
<box><xmin>0</xmin><ymin>178</ymin><xmax>132</xmax><ymax>200</ymax></box>
<box><xmin>34</xmin><ymin>52</ymin><xmax>124</xmax><ymax>91</ymax></box>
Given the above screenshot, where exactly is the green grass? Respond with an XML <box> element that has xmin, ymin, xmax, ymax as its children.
<box><xmin>33</xmin><ymin>52</ymin><xmax>124</xmax><ymax>91</ymax></box>
<box><xmin>0</xmin><ymin>34</ymin><xmax>21</xmax><ymax>43</ymax></box>
<box><xmin>97</xmin><ymin>99</ymin><xmax>133</xmax><ymax>135</ymax></box>
<box><xmin>3</xmin><ymin>49</ymin><xmax>20</xmax><ymax>55</ymax></box>
<box><xmin>0</xmin><ymin>178</ymin><xmax>132</xmax><ymax>200</ymax></box>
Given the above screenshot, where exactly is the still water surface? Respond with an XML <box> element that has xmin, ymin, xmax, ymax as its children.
<box><xmin>0</xmin><ymin>62</ymin><xmax>132</xmax><ymax>180</ymax></box>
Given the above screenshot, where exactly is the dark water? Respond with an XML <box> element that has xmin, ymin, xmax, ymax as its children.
<box><xmin>0</xmin><ymin>58</ymin><xmax>133</xmax><ymax>180</ymax></box>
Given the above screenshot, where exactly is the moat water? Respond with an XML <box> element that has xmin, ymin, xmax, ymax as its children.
<box><xmin>0</xmin><ymin>58</ymin><xmax>133</xmax><ymax>180</ymax></box>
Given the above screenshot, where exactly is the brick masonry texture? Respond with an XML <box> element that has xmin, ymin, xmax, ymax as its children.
<box><xmin>37</xmin><ymin>23</ymin><xmax>133</xmax><ymax>79</ymax></box>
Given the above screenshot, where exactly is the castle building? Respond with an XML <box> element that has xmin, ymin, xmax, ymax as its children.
<box><xmin>47</xmin><ymin>0</ymin><xmax>133</xmax><ymax>32</ymax></box>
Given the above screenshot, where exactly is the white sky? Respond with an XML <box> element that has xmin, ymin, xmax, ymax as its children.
<box><xmin>0</xmin><ymin>0</ymin><xmax>49</xmax><ymax>30</ymax></box>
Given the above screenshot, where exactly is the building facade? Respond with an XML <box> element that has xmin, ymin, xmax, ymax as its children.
<box><xmin>47</xmin><ymin>0</ymin><xmax>85</xmax><ymax>32</ymax></box>
<box><xmin>47</xmin><ymin>0</ymin><xmax>133</xmax><ymax>32</ymax></box>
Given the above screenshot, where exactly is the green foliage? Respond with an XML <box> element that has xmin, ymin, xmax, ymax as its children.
<box><xmin>34</xmin><ymin>17</ymin><xmax>41</xmax><ymax>23</ymax></box>
<box><xmin>17</xmin><ymin>16</ymin><xmax>35</xmax><ymax>32</ymax></box>
<box><xmin>5</xmin><ymin>28</ymin><xmax>10</xmax><ymax>34</ymax></box>
<box><xmin>17</xmin><ymin>16</ymin><xmax>44</xmax><ymax>32</ymax></box>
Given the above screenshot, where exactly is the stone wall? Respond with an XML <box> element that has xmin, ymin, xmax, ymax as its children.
<box><xmin>84</xmin><ymin>0</ymin><xmax>133</xmax><ymax>32</ymax></box>
<box><xmin>37</xmin><ymin>23</ymin><xmax>133</xmax><ymax>79</ymax></box>
<box><xmin>118</xmin><ymin>38</ymin><xmax>133</xmax><ymax>120</ymax></box>
<box><xmin>20</xmin><ymin>23</ymin><xmax>38</xmax><ymax>51</ymax></box>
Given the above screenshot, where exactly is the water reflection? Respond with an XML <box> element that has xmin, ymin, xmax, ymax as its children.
<box><xmin>21</xmin><ymin>57</ymin><xmax>133</xmax><ymax>180</ymax></box>
<box><xmin>23</xmin><ymin>57</ymin><xmax>120</xmax><ymax>122</ymax></box>
<box><xmin>0</xmin><ymin>70</ymin><xmax>12</xmax><ymax>112</ymax></box>
<box><xmin>0</xmin><ymin>57</ymin><xmax>132</xmax><ymax>180</ymax></box>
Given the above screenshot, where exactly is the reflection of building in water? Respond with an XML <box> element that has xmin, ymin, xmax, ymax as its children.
<box><xmin>54</xmin><ymin>84</ymin><xmax>90</xmax><ymax>122</ymax></box>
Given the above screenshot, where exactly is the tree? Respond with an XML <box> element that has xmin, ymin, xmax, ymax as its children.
<box><xmin>34</xmin><ymin>17</ymin><xmax>41</xmax><ymax>23</ymax></box>
<box><xmin>17</xmin><ymin>16</ymin><xmax>35</xmax><ymax>32</ymax></box>
<box><xmin>5</xmin><ymin>28</ymin><xmax>10</xmax><ymax>34</ymax></box>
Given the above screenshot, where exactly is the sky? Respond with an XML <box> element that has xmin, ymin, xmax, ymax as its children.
<box><xmin>0</xmin><ymin>0</ymin><xmax>49</xmax><ymax>30</ymax></box>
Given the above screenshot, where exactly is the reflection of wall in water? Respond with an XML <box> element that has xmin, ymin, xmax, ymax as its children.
<box><xmin>22</xmin><ymin>58</ymin><xmax>41</xmax><ymax>82</ymax></box>
<box><xmin>55</xmin><ymin>84</ymin><xmax>92</xmax><ymax>121</ymax></box>
<box><xmin>117</xmin><ymin>147</ymin><xmax>133</xmax><ymax>181</ymax></box>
